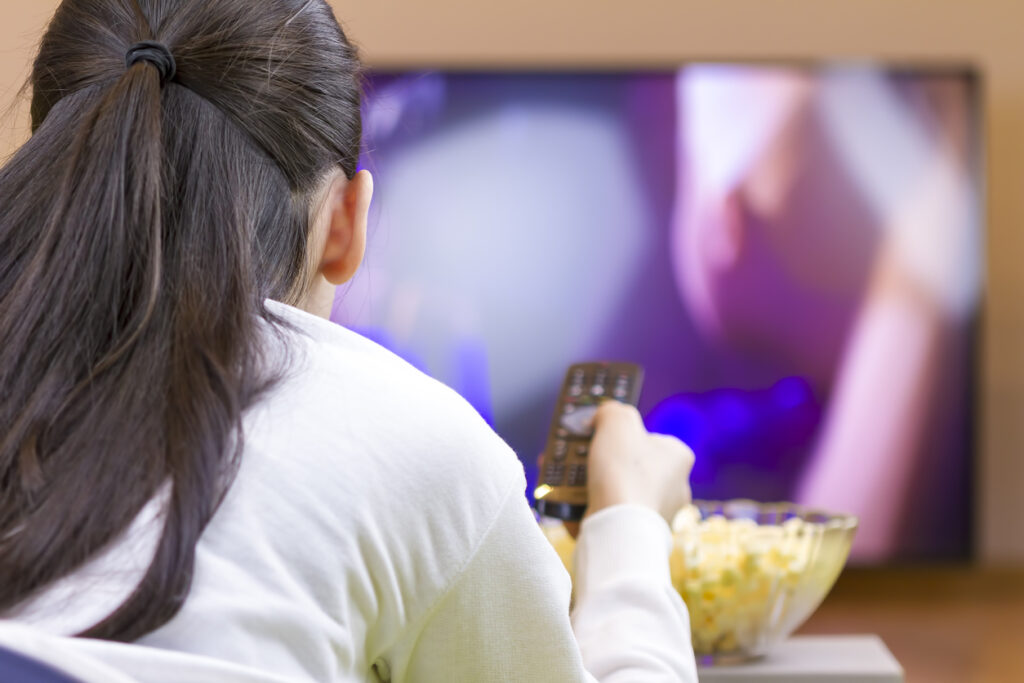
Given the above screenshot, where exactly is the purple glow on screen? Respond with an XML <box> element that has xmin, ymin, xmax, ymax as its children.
<box><xmin>333</xmin><ymin>67</ymin><xmax>980</xmax><ymax>562</ymax></box>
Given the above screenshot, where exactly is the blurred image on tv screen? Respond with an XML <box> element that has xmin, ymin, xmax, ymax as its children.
<box><xmin>334</xmin><ymin>65</ymin><xmax>981</xmax><ymax>563</ymax></box>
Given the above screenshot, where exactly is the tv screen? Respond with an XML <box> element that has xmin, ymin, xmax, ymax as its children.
<box><xmin>334</xmin><ymin>65</ymin><xmax>981</xmax><ymax>562</ymax></box>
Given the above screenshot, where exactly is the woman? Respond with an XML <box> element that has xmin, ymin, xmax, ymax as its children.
<box><xmin>671</xmin><ymin>67</ymin><xmax>977</xmax><ymax>560</ymax></box>
<box><xmin>0</xmin><ymin>1</ymin><xmax>697</xmax><ymax>681</ymax></box>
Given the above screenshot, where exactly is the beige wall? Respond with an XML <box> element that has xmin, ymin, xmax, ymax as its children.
<box><xmin>3</xmin><ymin>1</ymin><xmax>1022</xmax><ymax>562</ymax></box>
<box><xmin>0</xmin><ymin>3</ymin><xmax>53</xmax><ymax>155</ymax></box>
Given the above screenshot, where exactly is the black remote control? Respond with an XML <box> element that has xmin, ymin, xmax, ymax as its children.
<box><xmin>534</xmin><ymin>361</ymin><xmax>644</xmax><ymax>521</ymax></box>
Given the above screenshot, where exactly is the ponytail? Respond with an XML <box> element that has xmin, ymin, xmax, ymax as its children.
<box><xmin>0</xmin><ymin>0</ymin><xmax>362</xmax><ymax>641</ymax></box>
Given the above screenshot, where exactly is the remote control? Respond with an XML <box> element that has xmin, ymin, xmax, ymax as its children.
<box><xmin>534</xmin><ymin>361</ymin><xmax>644</xmax><ymax>521</ymax></box>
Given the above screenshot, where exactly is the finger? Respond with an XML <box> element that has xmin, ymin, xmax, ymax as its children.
<box><xmin>665</xmin><ymin>487</ymin><xmax>694</xmax><ymax>524</ymax></box>
<box><xmin>592</xmin><ymin>400</ymin><xmax>643</xmax><ymax>430</ymax></box>
<box><xmin>649</xmin><ymin>433</ymin><xmax>696</xmax><ymax>463</ymax></box>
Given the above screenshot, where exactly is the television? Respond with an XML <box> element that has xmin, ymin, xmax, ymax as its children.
<box><xmin>333</xmin><ymin>65</ymin><xmax>982</xmax><ymax>562</ymax></box>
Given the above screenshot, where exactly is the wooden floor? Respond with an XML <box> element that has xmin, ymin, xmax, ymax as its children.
<box><xmin>798</xmin><ymin>567</ymin><xmax>1024</xmax><ymax>682</ymax></box>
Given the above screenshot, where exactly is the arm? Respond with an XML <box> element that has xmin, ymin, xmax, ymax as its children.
<box><xmin>572</xmin><ymin>505</ymin><xmax>697</xmax><ymax>682</ymax></box>
<box><xmin>796</xmin><ymin>250</ymin><xmax>946</xmax><ymax>560</ymax></box>
<box><xmin>391</xmin><ymin>483</ymin><xmax>696</xmax><ymax>682</ymax></box>
<box><xmin>797</xmin><ymin>74</ymin><xmax>978</xmax><ymax>559</ymax></box>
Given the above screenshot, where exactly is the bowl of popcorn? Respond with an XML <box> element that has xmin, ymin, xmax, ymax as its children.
<box><xmin>542</xmin><ymin>499</ymin><xmax>857</xmax><ymax>664</ymax></box>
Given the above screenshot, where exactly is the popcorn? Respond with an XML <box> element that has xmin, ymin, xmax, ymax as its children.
<box><xmin>668</xmin><ymin>506</ymin><xmax>823</xmax><ymax>655</ymax></box>
<box><xmin>540</xmin><ymin>504</ymin><xmax>830</xmax><ymax>657</ymax></box>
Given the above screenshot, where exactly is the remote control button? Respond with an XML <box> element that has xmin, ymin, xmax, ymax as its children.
<box><xmin>568</xmin><ymin>464</ymin><xmax>587</xmax><ymax>487</ymax></box>
<box><xmin>544</xmin><ymin>463</ymin><xmax>566</xmax><ymax>486</ymax></box>
<box><xmin>560</xmin><ymin>404</ymin><xmax>599</xmax><ymax>436</ymax></box>
<box><xmin>552</xmin><ymin>440</ymin><xmax>569</xmax><ymax>461</ymax></box>
<box><xmin>575</xmin><ymin>444</ymin><xmax>589</xmax><ymax>458</ymax></box>
<box><xmin>569</xmin><ymin>369</ymin><xmax>586</xmax><ymax>397</ymax></box>
<box><xmin>590</xmin><ymin>384</ymin><xmax>605</xmax><ymax>397</ymax></box>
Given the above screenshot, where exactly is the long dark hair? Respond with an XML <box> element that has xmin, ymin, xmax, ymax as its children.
<box><xmin>0</xmin><ymin>0</ymin><xmax>362</xmax><ymax>641</ymax></box>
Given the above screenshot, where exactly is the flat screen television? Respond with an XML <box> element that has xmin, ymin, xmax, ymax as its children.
<box><xmin>333</xmin><ymin>65</ymin><xmax>982</xmax><ymax>563</ymax></box>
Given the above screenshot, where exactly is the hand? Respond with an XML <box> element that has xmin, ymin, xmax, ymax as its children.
<box><xmin>818</xmin><ymin>70</ymin><xmax>979</xmax><ymax>317</ymax></box>
<box><xmin>584</xmin><ymin>401</ymin><xmax>695</xmax><ymax>524</ymax></box>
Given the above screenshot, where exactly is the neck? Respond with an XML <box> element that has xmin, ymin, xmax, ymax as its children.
<box><xmin>300</xmin><ymin>276</ymin><xmax>337</xmax><ymax>320</ymax></box>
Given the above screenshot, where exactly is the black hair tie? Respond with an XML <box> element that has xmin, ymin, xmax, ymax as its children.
<box><xmin>125</xmin><ymin>41</ymin><xmax>176</xmax><ymax>85</ymax></box>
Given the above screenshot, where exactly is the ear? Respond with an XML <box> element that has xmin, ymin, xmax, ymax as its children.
<box><xmin>318</xmin><ymin>169</ymin><xmax>373</xmax><ymax>285</ymax></box>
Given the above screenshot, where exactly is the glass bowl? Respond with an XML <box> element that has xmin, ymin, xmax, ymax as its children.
<box><xmin>540</xmin><ymin>499</ymin><xmax>857</xmax><ymax>664</ymax></box>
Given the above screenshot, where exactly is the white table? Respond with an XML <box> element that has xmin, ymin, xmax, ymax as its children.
<box><xmin>697</xmin><ymin>635</ymin><xmax>904</xmax><ymax>683</ymax></box>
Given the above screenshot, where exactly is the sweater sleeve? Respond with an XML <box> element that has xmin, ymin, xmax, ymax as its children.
<box><xmin>391</xmin><ymin>484</ymin><xmax>697</xmax><ymax>683</ymax></box>
<box><xmin>572</xmin><ymin>505</ymin><xmax>699</xmax><ymax>682</ymax></box>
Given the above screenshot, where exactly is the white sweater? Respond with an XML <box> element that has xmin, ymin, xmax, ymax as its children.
<box><xmin>0</xmin><ymin>301</ymin><xmax>697</xmax><ymax>683</ymax></box>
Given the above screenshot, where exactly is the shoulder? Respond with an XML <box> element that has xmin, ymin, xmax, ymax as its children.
<box><xmin>250</xmin><ymin>299</ymin><xmax>525</xmax><ymax>532</ymax></box>
<box><xmin>262</xmin><ymin>299</ymin><xmax>464</xmax><ymax>410</ymax></box>
<box><xmin>240</xmin><ymin>301</ymin><xmax>530</xmax><ymax>627</ymax></box>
